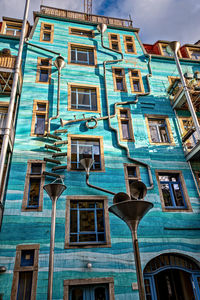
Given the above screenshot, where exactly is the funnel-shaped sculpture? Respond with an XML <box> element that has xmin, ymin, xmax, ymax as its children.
<box><xmin>80</xmin><ymin>158</ymin><xmax>94</xmax><ymax>175</ymax></box>
<box><xmin>97</xmin><ymin>23</ymin><xmax>107</xmax><ymax>34</ymax></box>
<box><xmin>54</xmin><ymin>55</ymin><xmax>65</xmax><ymax>71</ymax></box>
<box><xmin>109</xmin><ymin>198</ymin><xmax>153</xmax><ymax>300</ymax></box>
<box><xmin>113</xmin><ymin>192</ymin><xmax>130</xmax><ymax>204</ymax></box>
<box><xmin>129</xmin><ymin>180</ymin><xmax>147</xmax><ymax>200</ymax></box>
<box><xmin>168</xmin><ymin>41</ymin><xmax>180</xmax><ymax>54</ymax></box>
<box><xmin>43</xmin><ymin>183</ymin><xmax>66</xmax><ymax>201</ymax></box>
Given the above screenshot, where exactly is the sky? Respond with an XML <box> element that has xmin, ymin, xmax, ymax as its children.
<box><xmin>1</xmin><ymin>0</ymin><xmax>200</xmax><ymax>45</ymax></box>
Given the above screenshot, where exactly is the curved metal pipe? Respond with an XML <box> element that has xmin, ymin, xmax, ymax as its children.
<box><xmin>100</xmin><ymin>31</ymin><xmax>154</xmax><ymax>189</ymax></box>
<box><xmin>86</xmin><ymin>174</ymin><xmax>116</xmax><ymax>195</ymax></box>
<box><xmin>25</xmin><ymin>40</ymin><xmax>61</xmax><ymax>56</ymax></box>
<box><xmin>48</xmin><ymin>69</ymin><xmax>61</xmax><ymax>132</ymax></box>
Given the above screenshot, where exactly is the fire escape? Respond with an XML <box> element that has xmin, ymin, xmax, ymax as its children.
<box><xmin>168</xmin><ymin>76</ymin><xmax>200</xmax><ymax>161</ymax></box>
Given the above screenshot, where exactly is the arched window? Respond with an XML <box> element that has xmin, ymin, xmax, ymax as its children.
<box><xmin>144</xmin><ymin>253</ymin><xmax>200</xmax><ymax>300</ymax></box>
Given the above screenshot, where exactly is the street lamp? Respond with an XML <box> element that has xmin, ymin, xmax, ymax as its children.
<box><xmin>43</xmin><ymin>179</ymin><xmax>66</xmax><ymax>300</ymax></box>
<box><xmin>167</xmin><ymin>41</ymin><xmax>200</xmax><ymax>138</ymax></box>
<box><xmin>80</xmin><ymin>158</ymin><xmax>153</xmax><ymax>300</ymax></box>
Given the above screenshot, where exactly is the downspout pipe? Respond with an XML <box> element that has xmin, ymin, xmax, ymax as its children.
<box><xmin>86</xmin><ymin>174</ymin><xmax>116</xmax><ymax>195</ymax></box>
<box><xmin>48</xmin><ymin>56</ymin><xmax>65</xmax><ymax>133</ymax></box>
<box><xmin>0</xmin><ymin>0</ymin><xmax>30</xmax><ymax>202</ymax></box>
<box><xmin>188</xmin><ymin>161</ymin><xmax>200</xmax><ymax>198</ymax></box>
<box><xmin>99</xmin><ymin>28</ymin><xmax>154</xmax><ymax>190</ymax></box>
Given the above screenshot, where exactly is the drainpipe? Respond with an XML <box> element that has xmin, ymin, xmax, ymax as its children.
<box><xmin>98</xmin><ymin>25</ymin><xmax>154</xmax><ymax>190</ymax></box>
<box><xmin>48</xmin><ymin>56</ymin><xmax>65</xmax><ymax>133</ymax></box>
<box><xmin>0</xmin><ymin>0</ymin><xmax>30</xmax><ymax>206</ymax></box>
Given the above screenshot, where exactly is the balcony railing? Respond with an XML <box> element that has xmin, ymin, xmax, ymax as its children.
<box><xmin>40</xmin><ymin>5</ymin><xmax>133</xmax><ymax>28</ymax></box>
<box><xmin>0</xmin><ymin>55</ymin><xmax>16</xmax><ymax>69</ymax></box>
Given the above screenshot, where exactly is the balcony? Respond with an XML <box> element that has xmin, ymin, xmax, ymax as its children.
<box><xmin>0</xmin><ymin>54</ymin><xmax>22</xmax><ymax>95</ymax></box>
<box><xmin>168</xmin><ymin>79</ymin><xmax>200</xmax><ymax>161</ymax></box>
<box><xmin>168</xmin><ymin>78</ymin><xmax>200</xmax><ymax>112</ymax></box>
<box><xmin>39</xmin><ymin>5</ymin><xmax>133</xmax><ymax>28</ymax></box>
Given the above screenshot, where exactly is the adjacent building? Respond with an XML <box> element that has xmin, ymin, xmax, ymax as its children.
<box><xmin>0</xmin><ymin>5</ymin><xmax>200</xmax><ymax>300</ymax></box>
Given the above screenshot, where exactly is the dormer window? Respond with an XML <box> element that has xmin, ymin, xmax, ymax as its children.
<box><xmin>4</xmin><ymin>23</ymin><xmax>21</xmax><ymax>37</ymax></box>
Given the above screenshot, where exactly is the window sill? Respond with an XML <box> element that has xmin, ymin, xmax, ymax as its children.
<box><xmin>21</xmin><ymin>207</ymin><xmax>42</xmax><ymax>212</ymax></box>
<box><xmin>149</xmin><ymin>142</ymin><xmax>176</xmax><ymax>146</ymax></box>
<box><xmin>68</xmin><ymin>62</ymin><xmax>96</xmax><ymax>68</ymax></box>
<box><xmin>162</xmin><ymin>207</ymin><xmax>193</xmax><ymax>212</ymax></box>
<box><xmin>68</xmin><ymin>168</ymin><xmax>105</xmax><ymax>173</ymax></box>
<box><xmin>65</xmin><ymin>242</ymin><xmax>111</xmax><ymax>249</ymax></box>
<box><xmin>68</xmin><ymin>107</ymin><xmax>101</xmax><ymax>113</ymax></box>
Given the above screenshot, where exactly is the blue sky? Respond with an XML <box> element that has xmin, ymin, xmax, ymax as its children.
<box><xmin>1</xmin><ymin>0</ymin><xmax>200</xmax><ymax>45</ymax></box>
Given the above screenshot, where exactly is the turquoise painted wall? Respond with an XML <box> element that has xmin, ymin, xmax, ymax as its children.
<box><xmin>0</xmin><ymin>15</ymin><xmax>200</xmax><ymax>300</ymax></box>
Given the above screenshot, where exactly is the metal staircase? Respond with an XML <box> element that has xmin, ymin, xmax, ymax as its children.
<box><xmin>43</xmin><ymin>129</ymin><xmax>68</xmax><ymax>179</ymax></box>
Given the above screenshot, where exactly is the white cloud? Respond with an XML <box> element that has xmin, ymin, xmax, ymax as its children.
<box><xmin>0</xmin><ymin>0</ymin><xmax>199</xmax><ymax>45</ymax></box>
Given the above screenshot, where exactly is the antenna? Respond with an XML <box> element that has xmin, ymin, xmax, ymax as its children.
<box><xmin>84</xmin><ymin>0</ymin><xmax>92</xmax><ymax>15</ymax></box>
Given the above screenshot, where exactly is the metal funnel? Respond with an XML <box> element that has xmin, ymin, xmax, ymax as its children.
<box><xmin>113</xmin><ymin>192</ymin><xmax>130</xmax><ymax>204</ymax></box>
<box><xmin>97</xmin><ymin>23</ymin><xmax>107</xmax><ymax>34</ymax></box>
<box><xmin>129</xmin><ymin>181</ymin><xmax>147</xmax><ymax>200</ymax></box>
<box><xmin>80</xmin><ymin>158</ymin><xmax>94</xmax><ymax>174</ymax></box>
<box><xmin>54</xmin><ymin>55</ymin><xmax>65</xmax><ymax>70</ymax></box>
<box><xmin>168</xmin><ymin>41</ymin><xmax>181</xmax><ymax>54</ymax></box>
<box><xmin>43</xmin><ymin>183</ymin><xmax>66</xmax><ymax>201</ymax></box>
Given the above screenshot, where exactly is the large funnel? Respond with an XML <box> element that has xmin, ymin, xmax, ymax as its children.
<box><xmin>129</xmin><ymin>181</ymin><xmax>147</xmax><ymax>200</ymax></box>
<box><xmin>43</xmin><ymin>183</ymin><xmax>66</xmax><ymax>201</ymax></box>
<box><xmin>80</xmin><ymin>158</ymin><xmax>94</xmax><ymax>174</ymax></box>
<box><xmin>97</xmin><ymin>23</ymin><xmax>107</xmax><ymax>34</ymax></box>
<box><xmin>168</xmin><ymin>41</ymin><xmax>181</xmax><ymax>54</ymax></box>
<box><xmin>54</xmin><ymin>55</ymin><xmax>65</xmax><ymax>71</ymax></box>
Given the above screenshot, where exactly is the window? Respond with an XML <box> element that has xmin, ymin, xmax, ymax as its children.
<box><xmin>11</xmin><ymin>244</ymin><xmax>39</xmax><ymax>300</ymax></box>
<box><xmin>156</xmin><ymin>171</ymin><xmax>192</xmax><ymax>211</ymax></box>
<box><xmin>0</xmin><ymin>103</ymin><xmax>8</xmax><ymax>130</ymax></box>
<box><xmin>36</xmin><ymin>57</ymin><xmax>51</xmax><ymax>84</ymax></box>
<box><xmin>68</xmin><ymin>43</ymin><xmax>97</xmax><ymax>66</ymax></box>
<box><xmin>69</xmin><ymin>27</ymin><xmax>94</xmax><ymax>38</ymax></box>
<box><xmin>108</xmin><ymin>33</ymin><xmax>121</xmax><ymax>51</ymax></box>
<box><xmin>65</xmin><ymin>196</ymin><xmax>110</xmax><ymax>248</ymax></box>
<box><xmin>118</xmin><ymin>108</ymin><xmax>134</xmax><ymax>141</ymax></box>
<box><xmin>68</xmin><ymin>83</ymin><xmax>100</xmax><ymax>112</ymax></box>
<box><xmin>67</xmin><ymin>135</ymin><xmax>105</xmax><ymax>172</ymax></box>
<box><xmin>159</xmin><ymin>43</ymin><xmax>182</xmax><ymax>58</ymax></box>
<box><xmin>145</xmin><ymin>115</ymin><xmax>174</xmax><ymax>144</ymax></box>
<box><xmin>179</xmin><ymin>117</ymin><xmax>200</xmax><ymax>150</ymax></box>
<box><xmin>129</xmin><ymin>69</ymin><xmax>144</xmax><ymax>93</ymax></box>
<box><xmin>4</xmin><ymin>22</ymin><xmax>21</xmax><ymax>36</ymax></box>
<box><xmin>40</xmin><ymin>22</ymin><xmax>54</xmax><ymax>43</ymax></box>
<box><xmin>124</xmin><ymin>164</ymin><xmax>140</xmax><ymax>196</ymax></box>
<box><xmin>188</xmin><ymin>48</ymin><xmax>200</xmax><ymax>60</ymax></box>
<box><xmin>123</xmin><ymin>35</ymin><xmax>136</xmax><ymax>54</ymax></box>
<box><xmin>31</xmin><ymin>100</ymin><xmax>48</xmax><ymax>136</ymax></box>
<box><xmin>64</xmin><ymin>278</ymin><xmax>114</xmax><ymax>300</ymax></box>
<box><xmin>22</xmin><ymin>160</ymin><xmax>45</xmax><ymax>211</ymax></box>
<box><xmin>112</xmin><ymin>68</ymin><xmax>127</xmax><ymax>92</ymax></box>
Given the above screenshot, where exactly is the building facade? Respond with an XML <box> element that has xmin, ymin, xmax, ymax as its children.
<box><xmin>0</xmin><ymin>5</ymin><xmax>200</xmax><ymax>300</ymax></box>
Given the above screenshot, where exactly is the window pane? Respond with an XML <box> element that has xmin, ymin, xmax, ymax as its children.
<box><xmin>37</xmin><ymin>103</ymin><xmax>46</xmax><ymax>111</ymax></box>
<box><xmin>21</xmin><ymin>250</ymin><xmax>34</xmax><ymax>266</ymax></box>
<box><xmin>120</xmin><ymin>110</ymin><xmax>128</xmax><ymax>118</ymax></box>
<box><xmin>149</xmin><ymin>125</ymin><xmax>159</xmax><ymax>143</ymax></box>
<box><xmin>159</xmin><ymin>127</ymin><xmax>169</xmax><ymax>143</ymax></box>
<box><xmin>39</xmin><ymin>69</ymin><xmax>49</xmax><ymax>82</ymax></box>
<box><xmin>31</xmin><ymin>163</ymin><xmax>42</xmax><ymax>174</ymax></box>
<box><xmin>43</xmin><ymin>32</ymin><xmax>51</xmax><ymax>41</ymax></box>
<box><xmin>77</xmin><ymin>51</ymin><xmax>88</xmax><ymax>63</ymax></box>
<box><xmin>111</xmin><ymin>34</ymin><xmax>118</xmax><ymax>40</ymax></box>
<box><xmin>79</xmin><ymin>234</ymin><xmax>96</xmax><ymax>242</ymax></box>
<box><xmin>121</xmin><ymin>121</ymin><xmax>130</xmax><ymax>139</ymax></box>
<box><xmin>161</xmin><ymin>183</ymin><xmax>173</xmax><ymax>206</ymax></box>
<box><xmin>28</xmin><ymin>178</ymin><xmax>40</xmax><ymax>207</ymax></box>
<box><xmin>78</xmin><ymin>92</ymin><xmax>90</xmax><ymax>107</ymax></box>
<box><xmin>80</xmin><ymin>210</ymin><xmax>95</xmax><ymax>231</ymax></box>
<box><xmin>44</xmin><ymin>24</ymin><xmax>51</xmax><ymax>30</ymax></box>
<box><xmin>97</xmin><ymin>210</ymin><xmax>104</xmax><ymax>231</ymax></box>
<box><xmin>127</xmin><ymin>166</ymin><xmax>136</xmax><ymax>177</ymax></box>
<box><xmin>70</xmin><ymin>210</ymin><xmax>77</xmax><ymax>233</ymax></box>
<box><xmin>35</xmin><ymin>115</ymin><xmax>45</xmax><ymax>134</ymax></box>
<box><xmin>133</xmin><ymin>80</ymin><xmax>141</xmax><ymax>92</ymax></box>
<box><xmin>172</xmin><ymin>184</ymin><xmax>185</xmax><ymax>206</ymax></box>
<box><xmin>95</xmin><ymin>287</ymin><xmax>106</xmax><ymax>300</ymax></box>
<box><xmin>116</xmin><ymin>78</ymin><xmax>124</xmax><ymax>90</ymax></box>
<box><xmin>71</xmin><ymin>287</ymin><xmax>83</xmax><ymax>300</ymax></box>
<box><xmin>17</xmin><ymin>272</ymin><xmax>33</xmax><ymax>300</ymax></box>
<box><xmin>40</xmin><ymin>59</ymin><xmax>49</xmax><ymax>66</ymax></box>
<box><xmin>112</xmin><ymin>42</ymin><xmax>119</xmax><ymax>50</ymax></box>
<box><xmin>127</xmin><ymin>45</ymin><xmax>134</xmax><ymax>52</ymax></box>
<box><xmin>115</xmin><ymin>69</ymin><xmax>122</xmax><ymax>76</ymax></box>
<box><xmin>89</xmin><ymin>51</ymin><xmax>95</xmax><ymax>65</ymax></box>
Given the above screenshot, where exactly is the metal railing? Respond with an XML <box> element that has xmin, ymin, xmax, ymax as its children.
<box><xmin>40</xmin><ymin>5</ymin><xmax>133</xmax><ymax>28</ymax></box>
<box><xmin>0</xmin><ymin>56</ymin><xmax>16</xmax><ymax>69</ymax></box>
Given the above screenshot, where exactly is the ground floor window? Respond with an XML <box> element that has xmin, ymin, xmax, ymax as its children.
<box><xmin>64</xmin><ymin>278</ymin><xmax>114</xmax><ymax>300</ymax></box>
<box><xmin>144</xmin><ymin>253</ymin><xmax>200</xmax><ymax>300</ymax></box>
